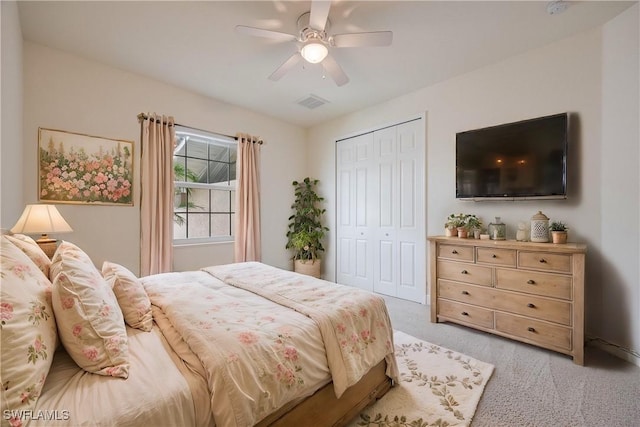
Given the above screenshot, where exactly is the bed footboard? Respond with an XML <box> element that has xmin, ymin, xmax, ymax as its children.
<box><xmin>256</xmin><ymin>360</ymin><xmax>391</xmax><ymax>427</ymax></box>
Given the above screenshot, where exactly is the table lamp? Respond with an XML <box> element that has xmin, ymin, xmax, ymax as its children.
<box><xmin>11</xmin><ymin>204</ymin><xmax>73</xmax><ymax>258</ymax></box>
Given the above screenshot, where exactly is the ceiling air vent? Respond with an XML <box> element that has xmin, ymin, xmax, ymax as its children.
<box><xmin>296</xmin><ymin>94</ymin><xmax>329</xmax><ymax>110</ymax></box>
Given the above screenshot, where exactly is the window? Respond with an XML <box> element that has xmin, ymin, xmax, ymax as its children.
<box><xmin>173</xmin><ymin>126</ymin><xmax>236</xmax><ymax>244</ymax></box>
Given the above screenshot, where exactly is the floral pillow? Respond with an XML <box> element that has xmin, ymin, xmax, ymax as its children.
<box><xmin>4</xmin><ymin>233</ymin><xmax>52</xmax><ymax>279</ymax></box>
<box><xmin>102</xmin><ymin>262</ymin><xmax>153</xmax><ymax>332</ymax></box>
<box><xmin>1</xmin><ymin>236</ymin><xmax>58</xmax><ymax>426</ymax></box>
<box><xmin>50</xmin><ymin>241</ymin><xmax>130</xmax><ymax>378</ymax></box>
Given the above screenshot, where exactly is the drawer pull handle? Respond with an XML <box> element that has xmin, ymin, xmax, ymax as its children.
<box><xmin>461</xmin><ymin>290</ymin><xmax>469</xmax><ymax>295</ymax></box>
<box><xmin>539</xmin><ymin>258</ymin><xmax>547</xmax><ymax>263</ymax></box>
<box><xmin>461</xmin><ymin>311</ymin><xmax>469</xmax><ymax>316</ymax></box>
<box><xmin>492</xmin><ymin>254</ymin><xmax>497</xmax><ymax>258</ymax></box>
<box><xmin>527</xmin><ymin>279</ymin><xmax>535</xmax><ymax>284</ymax></box>
<box><xmin>527</xmin><ymin>303</ymin><xmax>536</xmax><ymax>308</ymax></box>
<box><xmin>527</xmin><ymin>327</ymin><xmax>536</xmax><ymax>333</ymax></box>
<box><xmin>461</xmin><ymin>270</ymin><xmax>468</xmax><ymax>274</ymax></box>
<box><xmin>452</xmin><ymin>250</ymin><xmax>458</xmax><ymax>254</ymax></box>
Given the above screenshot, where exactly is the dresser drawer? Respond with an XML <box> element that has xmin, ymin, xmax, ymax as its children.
<box><xmin>495</xmin><ymin>268</ymin><xmax>572</xmax><ymax>300</ymax></box>
<box><xmin>518</xmin><ymin>251</ymin><xmax>572</xmax><ymax>273</ymax></box>
<box><xmin>438</xmin><ymin>280</ymin><xmax>495</xmax><ymax>306</ymax></box>
<box><xmin>438</xmin><ymin>299</ymin><xmax>494</xmax><ymax>329</ymax></box>
<box><xmin>438</xmin><ymin>244</ymin><xmax>474</xmax><ymax>262</ymax></box>
<box><xmin>492</xmin><ymin>292</ymin><xmax>572</xmax><ymax>326</ymax></box>
<box><xmin>476</xmin><ymin>247</ymin><xmax>516</xmax><ymax>267</ymax></box>
<box><xmin>437</xmin><ymin>261</ymin><xmax>492</xmax><ymax>286</ymax></box>
<box><xmin>495</xmin><ymin>312</ymin><xmax>572</xmax><ymax>351</ymax></box>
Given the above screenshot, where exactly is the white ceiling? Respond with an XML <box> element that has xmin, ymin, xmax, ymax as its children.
<box><xmin>17</xmin><ymin>1</ymin><xmax>635</xmax><ymax>128</ymax></box>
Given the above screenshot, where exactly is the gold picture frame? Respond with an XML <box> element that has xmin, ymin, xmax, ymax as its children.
<box><xmin>38</xmin><ymin>127</ymin><xmax>134</xmax><ymax>205</ymax></box>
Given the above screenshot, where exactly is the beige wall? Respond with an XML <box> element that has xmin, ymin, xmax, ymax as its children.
<box><xmin>22</xmin><ymin>42</ymin><xmax>307</xmax><ymax>274</ymax></box>
<box><xmin>600</xmin><ymin>4</ymin><xmax>639</xmax><ymax>358</ymax></box>
<box><xmin>1</xmin><ymin>1</ymin><xmax>24</xmax><ymax>228</ymax></box>
<box><xmin>308</xmin><ymin>5</ymin><xmax>639</xmax><ymax>361</ymax></box>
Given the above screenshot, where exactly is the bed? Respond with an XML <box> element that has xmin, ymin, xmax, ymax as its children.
<box><xmin>1</xmin><ymin>235</ymin><xmax>398</xmax><ymax>427</ymax></box>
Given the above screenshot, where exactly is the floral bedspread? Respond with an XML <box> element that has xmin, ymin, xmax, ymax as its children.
<box><xmin>142</xmin><ymin>269</ymin><xmax>330</xmax><ymax>427</ymax></box>
<box><xmin>203</xmin><ymin>262</ymin><xmax>399</xmax><ymax>398</ymax></box>
<box><xmin>142</xmin><ymin>263</ymin><xmax>398</xmax><ymax>427</ymax></box>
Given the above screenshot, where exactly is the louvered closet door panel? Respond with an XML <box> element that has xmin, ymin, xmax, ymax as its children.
<box><xmin>396</xmin><ymin>120</ymin><xmax>425</xmax><ymax>303</ymax></box>
<box><xmin>373</xmin><ymin>126</ymin><xmax>397</xmax><ymax>297</ymax></box>
<box><xmin>336</xmin><ymin>133</ymin><xmax>374</xmax><ymax>291</ymax></box>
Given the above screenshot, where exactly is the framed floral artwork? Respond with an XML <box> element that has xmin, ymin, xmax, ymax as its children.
<box><xmin>38</xmin><ymin>128</ymin><xmax>134</xmax><ymax>205</ymax></box>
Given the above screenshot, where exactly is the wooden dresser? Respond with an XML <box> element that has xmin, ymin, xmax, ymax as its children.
<box><xmin>428</xmin><ymin>236</ymin><xmax>587</xmax><ymax>364</ymax></box>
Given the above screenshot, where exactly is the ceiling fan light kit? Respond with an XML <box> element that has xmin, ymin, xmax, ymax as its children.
<box><xmin>301</xmin><ymin>40</ymin><xmax>328</xmax><ymax>63</ymax></box>
<box><xmin>236</xmin><ymin>0</ymin><xmax>393</xmax><ymax>86</ymax></box>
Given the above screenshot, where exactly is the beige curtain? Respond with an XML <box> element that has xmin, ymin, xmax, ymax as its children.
<box><xmin>140</xmin><ymin>113</ymin><xmax>175</xmax><ymax>276</ymax></box>
<box><xmin>234</xmin><ymin>133</ymin><xmax>262</xmax><ymax>262</ymax></box>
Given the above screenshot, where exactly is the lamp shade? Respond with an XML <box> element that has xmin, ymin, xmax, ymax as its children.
<box><xmin>11</xmin><ymin>204</ymin><xmax>73</xmax><ymax>235</ymax></box>
<box><xmin>300</xmin><ymin>41</ymin><xmax>328</xmax><ymax>64</ymax></box>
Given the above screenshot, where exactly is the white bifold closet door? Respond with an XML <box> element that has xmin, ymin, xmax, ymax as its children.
<box><xmin>336</xmin><ymin>118</ymin><xmax>425</xmax><ymax>303</ymax></box>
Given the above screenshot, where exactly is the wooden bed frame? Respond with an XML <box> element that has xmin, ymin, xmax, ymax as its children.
<box><xmin>256</xmin><ymin>360</ymin><xmax>392</xmax><ymax>426</ymax></box>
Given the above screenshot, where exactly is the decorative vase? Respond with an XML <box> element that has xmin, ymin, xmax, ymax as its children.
<box><xmin>457</xmin><ymin>227</ymin><xmax>468</xmax><ymax>238</ymax></box>
<box><xmin>530</xmin><ymin>211</ymin><xmax>550</xmax><ymax>243</ymax></box>
<box><xmin>473</xmin><ymin>229</ymin><xmax>481</xmax><ymax>239</ymax></box>
<box><xmin>488</xmin><ymin>217</ymin><xmax>506</xmax><ymax>240</ymax></box>
<box><xmin>294</xmin><ymin>259</ymin><xmax>321</xmax><ymax>278</ymax></box>
<box><xmin>551</xmin><ymin>231</ymin><xmax>568</xmax><ymax>244</ymax></box>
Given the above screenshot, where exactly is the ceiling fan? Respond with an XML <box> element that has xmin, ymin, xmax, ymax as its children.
<box><xmin>236</xmin><ymin>0</ymin><xmax>393</xmax><ymax>86</ymax></box>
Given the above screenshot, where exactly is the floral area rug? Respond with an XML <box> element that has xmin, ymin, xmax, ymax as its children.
<box><xmin>349</xmin><ymin>331</ymin><xmax>494</xmax><ymax>427</ymax></box>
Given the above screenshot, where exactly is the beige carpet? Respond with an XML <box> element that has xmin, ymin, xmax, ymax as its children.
<box><xmin>349</xmin><ymin>331</ymin><xmax>494</xmax><ymax>427</ymax></box>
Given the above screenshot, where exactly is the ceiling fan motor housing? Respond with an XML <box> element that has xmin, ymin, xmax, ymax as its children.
<box><xmin>297</xmin><ymin>11</ymin><xmax>330</xmax><ymax>44</ymax></box>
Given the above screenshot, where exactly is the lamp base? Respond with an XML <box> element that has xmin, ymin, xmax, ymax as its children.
<box><xmin>36</xmin><ymin>237</ymin><xmax>58</xmax><ymax>259</ymax></box>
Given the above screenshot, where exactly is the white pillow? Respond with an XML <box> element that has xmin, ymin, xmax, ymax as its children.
<box><xmin>102</xmin><ymin>262</ymin><xmax>153</xmax><ymax>332</ymax></box>
<box><xmin>1</xmin><ymin>236</ymin><xmax>58</xmax><ymax>422</ymax></box>
<box><xmin>50</xmin><ymin>241</ymin><xmax>130</xmax><ymax>378</ymax></box>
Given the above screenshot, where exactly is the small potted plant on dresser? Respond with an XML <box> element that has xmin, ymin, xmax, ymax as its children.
<box><xmin>550</xmin><ymin>221</ymin><xmax>568</xmax><ymax>244</ymax></box>
<box><xmin>465</xmin><ymin>215</ymin><xmax>483</xmax><ymax>239</ymax></box>
<box><xmin>286</xmin><ymin>177</ymin><xmax>328</xmax><ymax>278</ymax></box>
<box><xmin>445</xmin><ymin>213</ymin><xmax>465</xmax><ymax>237</ymax></box>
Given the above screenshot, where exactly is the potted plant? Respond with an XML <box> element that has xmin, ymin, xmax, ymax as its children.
<box><xmin>286</xmin><ymin>177</ymin><xmax>328</xmax><ymax>278</ymax></box>
<box><xmin>465</xmin><ymin>215</ymin><xmax>483</xmax><ymax>239</ymax></box>
<box><xmin>445</xmin><ymin>213</ymin><xmax>465</xmax><ymax>237</ymax></box>
<box><xmin>550</xmin><ymin>221</ymin><xmax>568</xmax><ymax>244</ymax></box>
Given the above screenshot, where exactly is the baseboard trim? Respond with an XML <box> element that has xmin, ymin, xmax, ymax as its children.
<box><xmin>586</xmin><ymin>335</ymin><xmax>640</xmax><ymax>368</ymax></box>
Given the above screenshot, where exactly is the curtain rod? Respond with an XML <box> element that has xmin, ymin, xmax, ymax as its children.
<box><xmin>137</xmin><ymin>113</ymin><xmax>235</xmax><ymax>140</ymax></box>
<box><xmin>137</xmin><ymin>113</ymin><xmax>265</xmax><ymax>144</ymax></box>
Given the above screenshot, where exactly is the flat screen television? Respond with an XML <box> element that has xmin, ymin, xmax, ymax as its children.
<box><xmin>456</xmin><ymin>113</ymin><xmax>568</xmax><ymax>200</ymax></box>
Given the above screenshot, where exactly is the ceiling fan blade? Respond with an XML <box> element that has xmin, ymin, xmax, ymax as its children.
<box><xmin>309</xmin><ymin>0</ymin><xmax>331</xmax><ymax>31</ymax></box>
<box><xmin>236</xmin><ymin>25</ymin><xmax>297</xmax><ymax>42</ymax></box>
<box><xmin>322</xmin><ymin>54</ymin><xmax>349</xmax><ymax>87</ymax></box>
<box><xmin>268</xmin><ymin>52</ymin><xmax>303</xmax><ymax>81</ymax></box>
<box><xmin>332</xmin><ymin>31</ymin><xmax>393</xmax><ymax>48</ymax></box>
